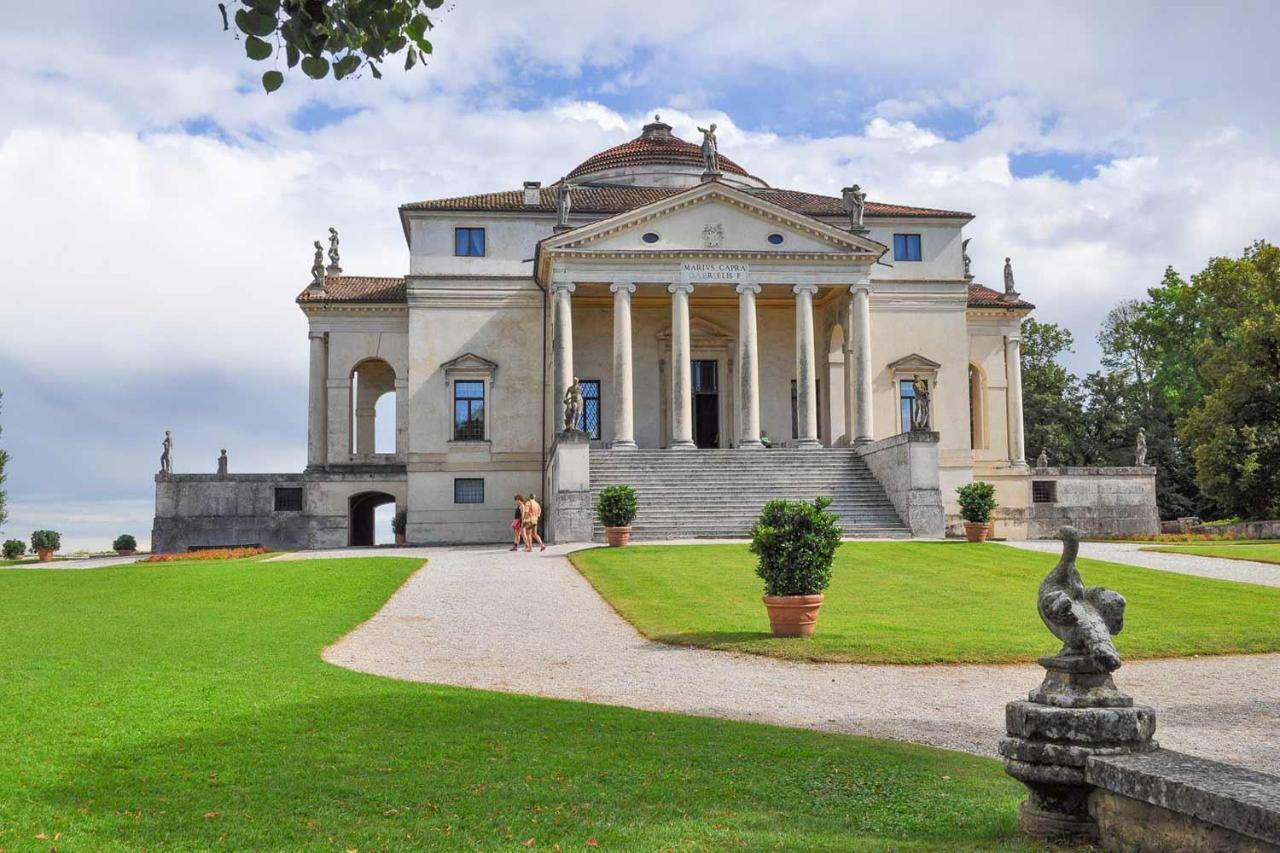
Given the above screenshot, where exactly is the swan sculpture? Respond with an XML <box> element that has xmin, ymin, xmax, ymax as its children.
<box><xmin>1036</xmin><ymin>526</ymin><xmax>1126</xmax><ymax>671</ymax></box>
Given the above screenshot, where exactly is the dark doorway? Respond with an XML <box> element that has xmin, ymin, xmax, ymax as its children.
<box><xmin>349</xmin><ymin>491</ymin><xmax>396</xmax><ymax>546</ymax></box>
<box><xmin>692</xmin><ymin>359</ymin><xmax>719</xmax><ymax>448</ymax></box>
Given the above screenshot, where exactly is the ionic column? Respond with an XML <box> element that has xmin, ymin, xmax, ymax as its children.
<box><xmin>840</xmin><ymin>296</ymin><xmax>856</xmax><ymax>446</ymax></box>
<box><xmin>736</xmin><ymin>282</ymin><xmax>762</xmax><ymax>447</ymax></box>
<box><xmin>307</xmin><ymin>331</ymin><xmax>328</xmax><ymax>467</ymax></box>
<box><xmin>609</xmin><ymin>281</ymin><xmax>637</xmax><ymax>449</ymax></box>
<box><xmin>668</xmin><ymin>281</ymin><xmax>695</xmax><ymax>449</ymax></box>
<box><xmin>851</xmin><ymin>281</ymin><xmax>874</xmax><ymax>443</ymax></box>
<box><xmin>551</xmin><ymin>280</ymin><xmax>575</xmax><ymax>433</ymax></box>
<box><xmin>793</xmin><ymin>283</ymin><xmax>821</xmax><ymax>448</ymax></box>
<box><xmin>1006</xmin><ymin>334</ymin><xmax>1026</xmax><ymax>464</ymax></box>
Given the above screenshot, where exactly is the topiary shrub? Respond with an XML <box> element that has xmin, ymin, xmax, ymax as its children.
<box><xmin>113</xmin><ymin>534</ymin><xmax>137</xmax><ymax>552</ymax></box>
<box><xmin>3</xmin><ymin>538</ymin><xmax>24</xmax><ymax>560</ymax></box>
<box><xmin>597</xmin><ymin>484</ymin><xmax>638</xmax><ymax>528</ymax></box>
<box><xmin>31</xmin><ymin>530</ymin><xmax>61</xmax><ymax>553</ymax></box>
<box><xmin>749</xmin><ymin>497</ymin><xmax>842</xmax><ymax>597</ymax></box>
<box><xmin>956</xmin><ymin>481</ymin><xmax>997</xmax><ymax>524</ymax></box>
<box><xmin>391</xmin><ymin>508</ymin><xmax>407</xmax><ymax>536</ymax></box>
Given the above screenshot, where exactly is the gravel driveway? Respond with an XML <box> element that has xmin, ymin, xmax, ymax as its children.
<box><xmin>1004</xmin><ymin>539</ymin><xmax>1280</xmax><ymax>587</ymax></box>
<box><xmin>300</xmin><ymin>544</ymin><xmax>1280</xmax><ymax>775</ymax></box>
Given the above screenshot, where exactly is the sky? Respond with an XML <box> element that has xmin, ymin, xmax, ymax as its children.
<box><xmin>2</xmin><ymin>0</ymin><xmax>1279</xmax><ymax>551</ymax></box>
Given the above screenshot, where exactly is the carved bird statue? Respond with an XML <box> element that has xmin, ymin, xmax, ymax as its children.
<box><xmin>1036</xmin><ymin>526</ymin><xmax>1127</xmax><ymax>671</ymax></box>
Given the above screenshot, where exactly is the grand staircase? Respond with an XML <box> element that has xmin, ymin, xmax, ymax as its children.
<box><xmin>588</xmin><ymin>448</ymin><xmax>911</xmax><ymax>541</ymax></box>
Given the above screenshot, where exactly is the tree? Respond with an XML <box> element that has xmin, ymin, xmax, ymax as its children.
<box><xmin>1021</xmin><ymin>319</ymin><xmax>1086</xmax><ymax>466</ymax></box>
<box><xmin>219</xmin><ymin>0</ymin><xmax>446</xmax><ymax>93</ymax></box>
<box><xmin>0</xmin><ymin>391</ymin><xmax>8</xmax><ymax>533</ymax></box>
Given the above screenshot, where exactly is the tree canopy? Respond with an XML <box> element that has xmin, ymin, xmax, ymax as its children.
<box><xmin>219</xmin><ymin>0</ymin><xmax>445</xmax><ymax>92</ymax></box>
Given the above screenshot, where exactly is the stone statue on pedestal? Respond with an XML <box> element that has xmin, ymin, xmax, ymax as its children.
<box><xmin>555</xmin><ymin>181</ymin><xmax>573</xmax><ymax>229</ymax></box>
<box><xmin>697</xmin><ymin>123</ymin><xmax>720</xmax><ymax>174</ymax></box>
<box><xmin>910</xmin><ymin>374</ymin><xmax>930</xmax><ymax>431</ymax></box>
<box><xmin>1135</xmin><ymin>428</ymin><xmax>1147</xmax><ymax>466</ymax></box>
<box><xmin>563</xmin><ymin>377</ymin><xmax>584</xmax><ymax>433</ymax></box>
<box><xmin>310</xmin><ymin>241</ymin><xmax>325</xmax><ymax>289</ymax></box>
<box><xmin>841</xmin><ymin>184</ymin><xmax>867</xmax><ymax>232</ymax></box>
<box><xmin>160</xmin><ymin>430</ymin><xmax>173</xmax><ymax>474</ymax></box>
<box><xmin>962</xmin><ymin>238</ymin><xmax>973</xmax><ymax>280</ymax></box>
<box><xmin>1036</xmin><ymin>449</ymin><xmax>1048</xmax><ymax>469</ymax></box>
<box><xmin>326</xmin><ymin>227</ymin><xmax>342</xmax><ymax>275</ymax></box>
<box><xmin>217</xmin><ymin>449</ymin><xmax>228</xmax><ymax>475</ymax></box>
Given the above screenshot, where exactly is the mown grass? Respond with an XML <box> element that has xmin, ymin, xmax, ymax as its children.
<box><xmin>0</xmin><ymin>554</ymin><xmax>1028</xmax><ymax>850</ymax></box>
<box><xmin>569</xmin><ymin>541</ymin><xmax>1280</xmax><ymax>664</ymax></box>
<box><xmin>1141</xmin><ymin>542</ymin><xmax>1280</xmax><ymax>565</ymax></box>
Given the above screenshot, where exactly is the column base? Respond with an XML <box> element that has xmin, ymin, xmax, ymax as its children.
<box><xmin>608</xmin><ymin>439</ymin><xmax>638</xmax><ymax>450</ymax></box>
<box><xmin>737</xmin><ymin>439</ymin><xmax>764</xmax><ymax>449</ymax></box>
<box><xmin>794</xmin><ymin>438</ymin><xmax>823</xmax><ymax>449</ymax></box>
<box><xmin>668</xmin><ymin>440</ymin><xmax>697</xmax><ymax>450</ymax></box>
<box><xmin>854</xmin><ymin>436</ymin><xmax>875</xmax><ymax>446</ymax></box>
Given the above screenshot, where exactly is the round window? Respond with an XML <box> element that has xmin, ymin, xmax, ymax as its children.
<box><xmin>767</xmin><ymin>233</ymin><xmax>785</xmax><ymax>245</ymax></box>
<box><xmin>642</xmin><ymin>232</ymin><xmax>660</xmax><ymax>244</ymax></box>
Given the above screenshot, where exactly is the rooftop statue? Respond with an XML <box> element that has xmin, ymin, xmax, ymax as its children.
<box><xmin>1037</xmin><ymin>526</ymin><xmax>1126</xmax><ymax>672</ymax></box>
<box><xmin>555</xmin><ymin>181</ymin><xmax>573</xmax><ymax>229</ymax></box>
<box><xmin>697</xmin><ymin>123</ymin><xmax>720</xmax><ymax>174</ymax></box>
<box><xmin>841</xmin><ymin>184</ymin><xmax>867</xmax><ymax>231</ymax></box>
<box><xmin>327</xmin><ymin>227</ymin><xmax>341</xmax><ymax>273</ymax></box>
<box><xmin>160</xmin><ymin>430</ymin><xmax>173</xmax><ymax>474</ymax></box>
<box><xmin>217</xmin><ymin>449</ymin><xmax>228</xmax><ymax>475</ymax></box>
<box><xmin>962</xmin><ymin>238</ymin><xmax>973</xmax><ymax>279</ymax></box>
<box><xmin>310</xmin><ymin>240</ymin><xmax>325</xmax><ymax>289</ymax></box>
<box><xmin>1135</xmin><ymin>427</ymin><xmax>1147</xmax><ymax>466</ymax></box>
<box><xmin>1003</xmin><ymin>256</ymin><xmax>1016</xmax><ymax>293</ymax></box>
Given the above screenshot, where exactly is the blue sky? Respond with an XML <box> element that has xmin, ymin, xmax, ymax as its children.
<box><xmin>2</xmin><ymin>0</ymin><xmax>1280</xmax><ymax>550</ymax></box>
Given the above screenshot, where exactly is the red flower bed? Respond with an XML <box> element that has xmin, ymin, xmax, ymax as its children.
<box><xmin>145</xmin><ymin>547</ymin><xmax>268</xmax><ymax>563</ymax></box>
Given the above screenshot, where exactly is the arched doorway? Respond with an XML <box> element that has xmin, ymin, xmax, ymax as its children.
<box><xmin>349</xmin><ymin>491</ymin><xmax>397</xmax><ymax>546</ymax></box>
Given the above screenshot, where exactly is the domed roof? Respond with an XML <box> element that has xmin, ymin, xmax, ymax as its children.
<box><xmin>565</xmin><ymin>116</ymin><xmax>756</xmax><ymax>184</ymax></box>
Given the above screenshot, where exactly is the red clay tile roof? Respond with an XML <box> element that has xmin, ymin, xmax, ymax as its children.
<box><xmin>296</xmin><ymin>275</ymin><xmax>406</xmax><ymax>305</ymax></box>
<box><xmin>565</xmin><ymin>121</ymin><xmax>753</xmax><ymax>180</ymax></box>
<box><xmin>967</xmin><ymin>282</ymin><xmax>1034</xmax><ymax>310</ymax></box>
<box><xmin>401</xmin><ymin>183</ymin><xmax>970</xmax><ymax>219</ymax></box>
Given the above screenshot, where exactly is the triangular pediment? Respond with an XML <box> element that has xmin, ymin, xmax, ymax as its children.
<box><xmin>442</xmin><ymin>352</ymin><xmax>499</xmax><ymax>373</ymax></box>
<box><xmin>887</xmin><ymin>353</ymin><xmax>942</xmax><ymax>373</ymax></box>
<box><xmin>539</xmin><ymin>181</ymin><xmax>886</xmax><ymax>261</ymax></box>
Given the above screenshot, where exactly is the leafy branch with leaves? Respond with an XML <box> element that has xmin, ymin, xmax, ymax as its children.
<box><xmin>219</xmin><ymin>0</ymin><xmax>446</xmax><ymax>93</ymax></box>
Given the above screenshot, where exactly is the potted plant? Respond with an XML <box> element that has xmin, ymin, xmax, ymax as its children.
<box><xmin>113</xmin><ymin>534</ymin><xmax>138</xmax><ymax>556</ymax></box>
<box><xmin>957</xmin><ymin>481</ymin><xmax>997</xmax><ymax>542</ymax></box>
<box><xmin>392</xmin><ymin>508</ymin><xmax>407</xmax><ymax>545</ymax></box>
<box><xmin>597</xmin><ymin>484</ymin><xmax>638</xmax><ymax>547</ymax></box>
<box><xmin>3</xmin><ymin>539</ymin><xmax>24</xmax><ymax>561</ymax></box>
<box><xmin>31</xmin><ymin>530</ymin><xmax>61</xmax><ymax>563</ymax></box>
<box><xmin>749</xmin><ymin>497</ymin><xmax>841</xmax><ymax>637</ymax></box>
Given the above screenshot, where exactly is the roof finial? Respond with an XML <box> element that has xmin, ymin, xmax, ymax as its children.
<box><xmin>654</xmin><ymin>113</ymin><xmax>660</xmax><ymax>122</ymax></box>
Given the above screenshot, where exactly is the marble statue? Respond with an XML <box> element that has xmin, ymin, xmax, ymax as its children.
<box><xmin>160</xmin><ymin>430</ymin><xmax>173</xmax><ymax>474</ymax></box>
<box><xmin>1037</xmin><ymin>526</ymin><xmax>1126</xmax><ymax>672</ymax></box>
<box><xmin>555</xmin><ymin>181</ymin><xmax>573</xmax><ymax>228</ymax></box>
<box><xmin>1135</xmin><ymin>427</ymin><xmax>1147</xmax><ymax>466</ymax></box>
<box><xmin>217</xmin><ymin>449</ymin><xmax>228</xmax><ymax>475</ymax></box>
<box><xmin>310</xmin><ymin>241</ymin><xmax>325</xmax><ymax>288</ymax></box>
<box><xmin>1003</xmin><ymin>256</ymin><xmax>1016</xmax><ymax>294</ymax></box>
<box><xmin>962</xmin><ymin>238</ymin><xmax>972</xmax><ymax>279</ymax></box>
<box><xmin>327</xmin><ymin>227</ymin><xmax>341</xmax><ymax>271</ymax></box>
<box><xmin>841</xmin><ymin>184</ymin><xmax>867</xmax><ymax>231</ymax></box>
<box><xmin>697</xmin><ymin>123</ymin><xmax>720</xmax><ymax>174</ymax></box>
<box><xmin>910</xmin><ymin>374</ymin><xmax>930</xmax><ymax>430</ymax></box>
<box><xmin>1036</xmin><ymin>449</ymin><xmax>1048</xmax><ymax>468</ymax></box>
<box><xmin>563</xmin><ymin>377</ymin><xmax>583</xmax><ymax>433</ymax></box>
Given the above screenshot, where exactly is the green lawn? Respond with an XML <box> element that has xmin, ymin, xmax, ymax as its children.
<box><xmin>1141</xmin><ymin>543</ymin><xmax>1280</xmax><ymax>565</ymax></box>
<box><xmin>0</xmin><ymin>555</ymin><xmax>1027</xmax><ymax>850</ymax></box>
<box><xmin>569</xmin><ymin>542</ymin><xmax>1280</xmax><ymax>664</ymax></box>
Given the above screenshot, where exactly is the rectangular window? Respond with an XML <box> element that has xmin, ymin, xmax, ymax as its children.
<box><xmin>579</xmin><ymin>379</ymin><xmax>601</xmax><ymax>440</ymax></box>
<box><xmin>454</xmin><ymin>478</ymin><xmax>484</xmax><ymax>504</ymax></box>
<box><xmin>274</xmin><ymin>487</ymin><xmax>303</xmax><ymax>512</ymax></box>
<box><xmin>454</xmin><ymin>227</ymin><xmax>486</xmax><ymax>257</ymax></box>
<box><xmin>899</xmin><ymin>378</ymin><xmax>930</xmax><ymax>431</ymax></box>
<box><xmin>453</xmin><ymin>380</ymin><xmax>486</xmax><ymax>441</ymax></box>
<box><xmin>893</xmin><ymin>233</ymin><xmax>922</xmax><ymax>262</ymax></box>
<box><xmin>1032</xmin><ymin>480</ymin><xmax>1058</xmax><ymax>504</ymax></box>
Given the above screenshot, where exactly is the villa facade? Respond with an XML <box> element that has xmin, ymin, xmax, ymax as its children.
<box><xmin>152</xmin><ymin>117</ymin><xmax>1158</xmax><ymax>551</ymax></box>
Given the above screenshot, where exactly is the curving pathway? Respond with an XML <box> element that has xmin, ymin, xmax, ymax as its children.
<box><xmin>282</xmin><ymin>544</ymin><xmax>1280</xmax><ymax>775</ymax></box>
<box><xmin>1005</xmin><ymin>539</ymin><xmax>1280</xmax><ymax>587</ymax></box>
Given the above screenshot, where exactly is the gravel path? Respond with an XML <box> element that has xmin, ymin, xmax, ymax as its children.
<box><xmin>299</xmin><ymin>544</ymin><xmax>1280</xmax><ymax>775</ymax></box>
<box><xmin>1</xmin><ymin>554</ymin><xmax>143</xmax><ymax>570</ymax></box>
<box><xmin>1005</xmin><ymin>539</ymin><xmax>1280</xmax><ymax>587</ymax></box>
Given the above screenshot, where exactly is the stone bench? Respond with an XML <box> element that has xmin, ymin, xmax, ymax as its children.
<box><xmin>1087</xmin><ymin>750</ymin><xmax>1280</xmax><ymax>852</ymax></box>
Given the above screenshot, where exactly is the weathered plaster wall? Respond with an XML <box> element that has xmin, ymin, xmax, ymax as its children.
<box><xmin>1027</xmin><ymin>467</ymin><xmax>1159</xmax><ymax>539</ymax></box>
<box><xmin>854</xmin><ymin>431</ymin><xmax>945</xmax><ymax>537</ymax></box>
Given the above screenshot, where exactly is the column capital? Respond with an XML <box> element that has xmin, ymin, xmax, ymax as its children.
<box><xmin>1005</xmin><ymin>333</ymin><xmax>1022</xmax><ymax>345</ymax></box>
<box><xmin>609</xmin><ymin>281</ymin><xmax>637</xmax><ymax>294</ymax></box>
<box><xmin>735</xmin><ymin>282</ymin><xmax>762</xmax><ymax>295</ymax></box>
<box><xmin>668</xmin><ymin>282</ymin><xmax>694</xmax><ymax>295</ymax></box>
<box><xmin>550</xmin><ymin>280</ymin><xmax>576</xmax><ymax>294</ymax></box>
<box><xmin>849</xmin><ymin>280</ymin><xmax>872</xmax><ymax>295</ymax></box>
<box><xmin>792</xmin><ymin>283</ymin><xmax>819</xmax><ymax>296</ymax></box>
<box><xmin>308</xmin><ymin>330</ymin><xmax>328</xmax><ymax>341</ymax></box>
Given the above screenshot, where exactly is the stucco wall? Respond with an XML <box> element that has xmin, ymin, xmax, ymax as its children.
<box><xmin>1026</xmin><ymin>467</ymin><xmax>1159</xmax><ymax>539</ymax></box>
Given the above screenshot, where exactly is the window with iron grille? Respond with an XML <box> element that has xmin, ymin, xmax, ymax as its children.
<box><xmin>453</xmin><ymin>380</ymin><xmax>485</xmax><ymax>441</ymax></box>
<box><xmin>1032</xmin><ymin>480</ymin><xmax>1058</xmax><ymax>504</ymax></box>
<box><xmin>274</xmin><ymin>487</ymin><xmax>303</xmax><ymax>512</ymax></box>
<box><xmin>453</xmin><ymin>478</ymin><xmax>484</xmax><ymax>504</ymax></box>
<box><xmin>579</xmin><ymin>379</ymin><xmax>601</xmax><ymax>439</ymax></box>
<box><xmin>454</xmin><ymin>227</ymin><xmax>485</xmax><ymax>257</ymax></box>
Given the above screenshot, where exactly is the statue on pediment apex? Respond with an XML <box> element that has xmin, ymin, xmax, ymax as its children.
<box><xmin>697</xmin><ymin>123</ymin><xmax>720</xmax><ymax>174</ymax></box>
<box><xmin>841</xmin><ymin>184</ymin><xmax>866</xmax><ymax>231</ymax></box>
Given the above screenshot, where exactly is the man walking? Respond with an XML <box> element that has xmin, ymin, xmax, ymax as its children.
<box><xmin>522</xmin><ymin>493</ymin><xmax>547</xmax><ymax>552</ymax></box>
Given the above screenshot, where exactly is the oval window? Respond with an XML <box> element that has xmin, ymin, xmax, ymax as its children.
<box><xmin>767</xmin><ymin>233</ymin><xmax>785</xmax><ymax>245</ymax></box>
<box><xmin>642</xmin><ymin>232</ymin><xmax>660</xmax><ymax>244</ymax></box>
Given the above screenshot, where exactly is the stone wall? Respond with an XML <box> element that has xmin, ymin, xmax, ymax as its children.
<box><xmin>1026</xmin><ymin>466</ymin><xmax>1158</xmax><ymax>539</ymax></box>
<box><xmin>1189</xmin><ymin>519</ymin><xmax>1280</xmax><ymax>540</ymax></box>
<box><xmin>854</xmin><ymin>431</ymin><xmax>945</xmax><ymax>538</ymax></box>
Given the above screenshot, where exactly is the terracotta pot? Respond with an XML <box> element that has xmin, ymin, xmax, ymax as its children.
<box><xmin>116</xmin><ymin>549</ymin><xmax>136</xmax><ymax>557</ymax></box>
<box><xmin>605</xmin><ymin>526</ymin><xmax>632</xmax><ymax>547</ymax></box>
<box><xmin>395</xmin><ymin>533</ymin><xmax>406</xmax><ymax>545</ymax></box>
<box><xmin>964</xmin><ymin>521</ymin><xmax>993</xmax><ymax>542</ymax></box>
<box><xmin>37</xmin><ymin>549</ymin><xmax>53</xmax><ymax>563</ymax></box>
<box><xmin>762</xmin><ymin>594</ymin><xmax>825</xmax><ymax>637</ymax></box>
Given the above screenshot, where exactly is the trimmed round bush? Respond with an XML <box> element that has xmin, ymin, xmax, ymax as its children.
<box><xmin>597</xmin><ymin>484</ymin><xmax>638</xmax><ymax>528</ymax></box>
<box><xmin>749</xmin><ymin>497</ymin><xmax>842</xmax><ymax>597</ymax></box>
<box><xmin>956</xmin><ymin>481</ymin><xmax>997</xmax><ymax>523</ymax></box>
<box><xmin>2</xmin><ymin>539</ymin><xmax>24</xmax><ymax>560</ymax></box>
<box><xmin>113</xmin><ymin>534</ymin><xmax>137</xmax><ymax>552</ymax></box>
<box><xmin>31</xmin><ymin>530</ymin><xmax>61</xmax><ymax>553</ymax></box>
